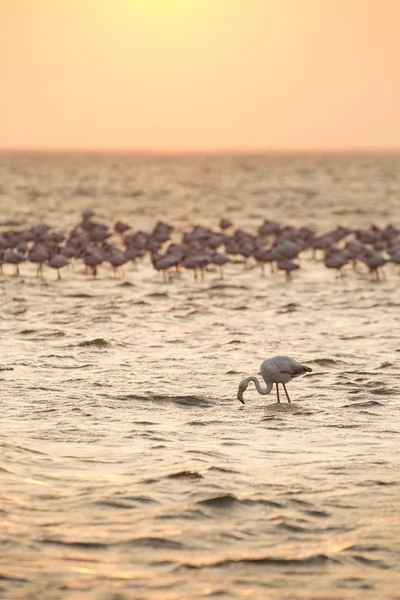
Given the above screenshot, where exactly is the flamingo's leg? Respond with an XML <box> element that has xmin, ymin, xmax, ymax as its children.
<box><xmin>282</xmin><ymin>383</ymin><xmax>291</xmax><ymax>403</ymax></box>
<box><xmin>275</xmin><ymin>383</ymin><xmax>280</xmax><ymax>403</ymax></box>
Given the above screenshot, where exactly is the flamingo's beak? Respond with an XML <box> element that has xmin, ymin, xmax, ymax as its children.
<box><xmin>237</xmin><ymin>388</ymin><xmax>245</xmax><ymax>404</ymax></box>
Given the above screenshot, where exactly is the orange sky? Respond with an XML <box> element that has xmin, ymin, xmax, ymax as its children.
<box><xmin>1</xmin><ymin>0</ymin><xmax>400</xmax><ymax>152</ymax></box>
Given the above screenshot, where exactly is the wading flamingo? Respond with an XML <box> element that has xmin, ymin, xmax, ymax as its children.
<box><xmin>237</xmin><ymin>356</ymin><xmax>312</xmax><ymax>404</ymax></box>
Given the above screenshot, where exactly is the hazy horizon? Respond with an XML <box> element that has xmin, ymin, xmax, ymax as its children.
<box><xmin>2</xmin><ymin>147</ymin><xmax>400</xmax><ymax>155</ymax></box>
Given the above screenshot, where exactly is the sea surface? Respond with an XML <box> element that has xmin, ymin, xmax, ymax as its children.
<box><xmin>1</xmin><ymin>152</ymin><xmax>400</xmax><ymax>600</ymax></box>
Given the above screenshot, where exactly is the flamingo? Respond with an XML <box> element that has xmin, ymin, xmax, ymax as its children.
<box><xmin>276</xmin><ymin>259</ymin><xmax>300</xmax><ymax>280</ymax></box>
<box><xmin>4</xmin><ymin>249</ymin><xmax>26</xmax><ymax>276</ymax></box>
<box><xmin>219</xmin><ymin>218</ymin><xmax>233</xmax><ymax>231</ymax></box>
<box><xmin>47</xmin><ymin>253</ymin><xmax>69</xmax><ymax>279</ymax></box>
<box><xmin>114</xmin><ymin>221</ymin><xmax>131</xmax><ymax>235</ymax></box>
<box><xmin>237</xmin><ymin>356</ymin><xmax>312</xmax><ymax>405</ymax></box>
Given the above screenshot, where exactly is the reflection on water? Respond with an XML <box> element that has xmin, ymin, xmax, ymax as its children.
<box><xmin>1</xmin><ymin>153</ymin><xmax>400</xmax><ymax>599</ymax></box>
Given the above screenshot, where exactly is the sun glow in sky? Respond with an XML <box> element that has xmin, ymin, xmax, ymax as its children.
<box><xmin>1</xmin><ymin>0</ymin><xmax>400</xmax><ymax>151</ymax></box>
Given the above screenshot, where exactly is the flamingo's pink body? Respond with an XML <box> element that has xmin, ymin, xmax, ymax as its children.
<box><xmin>237</xmin><ymin>356</ymin><xmax>312</xmax><ymax>405</ymax></box>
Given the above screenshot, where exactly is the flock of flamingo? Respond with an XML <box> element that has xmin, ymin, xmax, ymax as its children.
<box><xmin>0</xmin><ymin>210</ymin><xmax>400</xmax><ymax>282</ymax></box>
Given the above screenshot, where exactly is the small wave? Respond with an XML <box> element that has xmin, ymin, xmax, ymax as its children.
<box><xmin>197</xmin><ymin>494</ymin><xmax>241</xmax><ymax>508</ymax></box>
<box><xmin>48</xmin><ymin>364</ymin><xmax>92</xmax><ymax>369</ymax></box>
<box><xmin>345</xmin><ymin>543</ymin><xmax>388</xmax><ymax>552</ymax></box>
<box><xmin>157</xmin><ymin>508</ymin><xmax>208</xmax><ymax>522</ymax></box>
<box><xmin>305</xmin><ymin>509</ymin><xmax>330</xmax><ymax>518</ymax></box>
<box><xmin>119</xmin><ymin>394</ymin><xmax>211</xmax><ymax>407</ymax></box>
<box><xmin>167</xmin><ymin>470</ymin><xmax>203</xmax><ymax>480</ymax></box>
<box><xmin>208</xmin><ymin>284</ymin><xmax>247</xmax><ymax>290</ymax></box>
<box><xmin>357</xmin><ymin>479</ymin><xmax>397</xmax><ymax>487</ymax></box>
<box><xmin>37</xmin><ymin>331</ymin><xmax>66</xmax><ymax>338</ymax></box>
<box><xmin>0</xmin><ymin>574</ymin><xmax>28</xmax><ymax>582</ymax></box>
<box><xmin>39</xmin><ymin>539</ymin><xmax>109</xmax><ymax>549</ymax></box>
<box><xmin>42</xmin><ymin>354</ymin><xmax>76</xmax><ymax>359</ymax></box>
<box><xmin>220</xmin><ymin>441</ymin><xmax>248</xmax><ymax>447</ymax></box>
<box><xmin>147</xmin><ymin>292</ymin><xmax>169</xmax><ymax>298</ymax></box>
<box><xmin>121</xmin><ymin>537</ymin><xmax>182</xmax><ymax>549</ymax></box>
<box><xmin>94</xmin><ymin>500</ymin><xmax>135</xmax><ymax>509</ymax></box>
<box><xmin>276</xmin><ymin>522</ymin><xmax>313</xmax><ymax>532</ymax></box>
<box><xmin>0</xmin><ymin>466</ymin><xmax>13</xmax><ymax>473</ymax></box>
<box><xmin>0</xmin><ymin>366</ymin><xmax>13</xmax><ymax>371</ymax></box>
<box><xmin>179</xmin><ymin>553</ymin><xmax>339</xmax><ymax>570</ymax></box>
<box><xmin>208</xmin><ymin>466</ymin><xmax>241</xmax><ymax>474</ymax></box>
<box><xmin>342</xmin><ymin>400</ymin><xmax>383</xmax><ymax>408</ymax></box>
<box><xmin>10</xmin><ymin>444</ymin><xmax>47</xmax><ymax>455</ymax></box>
<box><xmin>246</xmin><ymin>498</ymin><xmax>283</xmax><ymax>508</ymax></box>
<box><xmin>277</xmin><ymin>303</ymin><xmax>300</xmax><ymax>313</ymax></box>
<box><xmin>325</xmin><ymin>423</ymin><xmax>360</xmax><ymax>429</ymax></box>
<box><xmin>370</xmin><ymin>388</ymin><xmax>395</xmax><ymax>395</ymax></box>
<box><xmin>63</xmin><ymin>293</ymin><xmax>94</xmax><ymax>298</ymax></box>
<box><xmin>118</xmin><ymin>281</ymin><xmax>135</xmax><ymax>287</ymax></box>
<box><xmin>78</xmin><ymin>338</ymin><xmax>110</xmax><ymax>348</ymax></box>
<box><xmin>123</xmin><ymin>495</ymin><xmax>158</xmax><ymax>504</ymax></box>
<box><xmin>350</xmin><ymin>555</ymin><xmax>390</xmax><ymax>569</ymax></box>
<box><xmin>313</xmin><ymin>358</ymin><xmax>344</xmax><ymax>367</ymax></box>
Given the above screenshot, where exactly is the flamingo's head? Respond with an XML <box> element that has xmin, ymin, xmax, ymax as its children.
<box><xmin>237</xmin><ymin>381</ymin><xmax>247</xmax><ymax>404</ymax></box>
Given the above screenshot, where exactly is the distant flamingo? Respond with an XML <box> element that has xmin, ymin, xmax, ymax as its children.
<box><xmin>324</xmin><ymin>249</ymin><xmax>349</xmax><ymax>277</ymax></box>
<box><xmin>27</xmin><ymin>243</ymin><xmax>50</xmax><ymax>277</ymax></box>
<box><xmin>276</xmin><ymin>259</ymin><xmax>300</xmax><ymax>280</ymax></box>
<box><xmin>114</xmin><ymin>221</ymin><xmax>131</xmax><ymax>235</ymax></box>
<box><xmin>4</xmin><ymin>249</ymin><xmax>25</xmax><ymax>276</ymax></box>
<box><xmin>237</xmin><ymin>356</ymin><xmax>312</xmax><ymax>405</ymax></box>
<box><xmin>360</xmin><ymin>249</ymin><xmax>388</xmax><ymax>281</ymax></box>
<box><xmin>211</xmin><ymin>251</ymin><xmax>230</xmax><ymax>279</ymax></box>
<box><xmin>83</xmin><ymin>248</ymin><xmax>104</xmax><ymax>279</ymax></box>
<box><xmin>219</xmin><ymin>218</ymin><xmax>233</xmax><ymax>231</ymax></box>
<box><xmin>47</xmin><ymin>254</ymin><xmax>69</xmax><ymax>279</ymax></box>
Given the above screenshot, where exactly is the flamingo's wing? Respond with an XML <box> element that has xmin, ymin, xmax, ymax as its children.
<box><xmin>291</xmin><ymin>364</ymin><xmax>312</xmax><ymax>377</ymax></box>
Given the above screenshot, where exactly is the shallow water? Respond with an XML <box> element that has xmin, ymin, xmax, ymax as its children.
<box><xmin>1</xmin><ymin>153</ymin><xmax>400</xmax><ymax>599</ymax></box>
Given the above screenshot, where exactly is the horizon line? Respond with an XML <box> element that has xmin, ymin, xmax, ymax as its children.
<box><xmin>1</xmin><ymin>146</ymin><xmax>400</xmax><ymax>156</ymax></box>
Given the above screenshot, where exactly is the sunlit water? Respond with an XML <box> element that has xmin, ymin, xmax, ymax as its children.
<box><xmin>1</xmin><ymin>153</ymin><xmax>400</xmax><ymax>599</ymax></box>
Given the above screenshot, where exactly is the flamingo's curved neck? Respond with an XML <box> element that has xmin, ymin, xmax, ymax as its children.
<box><xmin>246</xmin><ymin>376</ymin><xmax>273</xmax><ymax>396</ymax></box>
